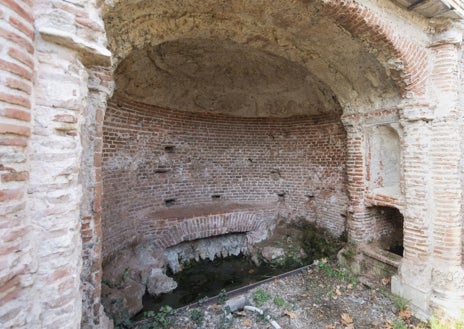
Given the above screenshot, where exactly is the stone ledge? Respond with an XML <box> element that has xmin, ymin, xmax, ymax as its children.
<box><xmin>365</xmin><ymin>189</ymin><xmax>405</xmax><ymax>210</ymax></box>
<box><xmin>360</xmin><ymin>245</ymin><xmax>402</xmax><ymax>268</ymax></box>
<box><xmin>148</xmin><ymin>201</ymin><xmax>277</xmax><ymax>220</ymax></box>
<box><xmin>38</xmin><ymin>26</ymin><xmax>112</xmax><ymax>67</ymax></box>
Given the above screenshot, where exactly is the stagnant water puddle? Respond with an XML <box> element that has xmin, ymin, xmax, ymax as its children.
<box><xmin>136</xmin><ymin>254</ymin><xmax>306</xmax><ymax>318</ymax></box>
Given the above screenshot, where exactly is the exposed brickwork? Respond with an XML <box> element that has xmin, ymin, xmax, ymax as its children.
<box><xmin>0</xmin><ymin>0</ymin><xmax>34</xmax><ymax>327</ymax></box>
<box><xmin>370</xmin><ymin>206</ymin><xmax>404</xmax><ymax>251</ymax></box>
<box><xmin>319</xmin><ymin>0</ymin><xmax>429</xmax><ymax>97</ymax></box>
<box><xmin>80</xmin><ymin>66</ymin><xmax>113</xmax><ymax>328</ymax></box>
<box><xmin>427</xmin><ymin>37</ymin><xmax>464</xmax><ymax>314</ymax></box>
<box><xmin>139</xmin><ymin>205</ymin><xmax>278</xmax><ymax>250</ymax></box>
<box><xmin>102</xmin><ymin>97</ymin><xmax>349</xmax><ymax>259</ymax></box>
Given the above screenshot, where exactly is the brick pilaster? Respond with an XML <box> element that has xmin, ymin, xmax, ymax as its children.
<box><xmin>428</xmin><ymin>31</ymin><xmax>464</xmax><ymax>317</ymax></box>
<box><xmin>0</xmin><ymin>0</ymin><xmax>34</xmax><ymax>327</ymax></box>
<box><xmin>341</xmin><ymin>116</ymin><xmax>376</xmax><ymax>244</ymax></box>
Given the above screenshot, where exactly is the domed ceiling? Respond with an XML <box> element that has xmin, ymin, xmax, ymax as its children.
<box><xmin>106</xmin><ymin>0</ymin><xmax>403</xmax><ymax>117</ymax></box>
<box><xmin>115</xmin><ymin>39</ymin><xmax>342</xmax><ymax>117</ymax></box>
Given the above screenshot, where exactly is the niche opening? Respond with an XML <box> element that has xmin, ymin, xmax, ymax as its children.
<box><xmin>372</xmin><ymin>206</ymin><xmax>404</xmax><ymax>256</ymax></box>
<box><xmin>164</xmin><ymin>145</ymin><xmax>175</xmax><ymax>153</ymax></box>
<box><xmin>165</xmin><ymin>199</ymin><xmax>176</xmax><ymax>207</ymax></box>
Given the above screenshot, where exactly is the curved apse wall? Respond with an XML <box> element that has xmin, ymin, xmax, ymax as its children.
<box><xmin>102</xmin><ymin>97</ymin><xmax>348</xmax><ymax>259</ymax></box>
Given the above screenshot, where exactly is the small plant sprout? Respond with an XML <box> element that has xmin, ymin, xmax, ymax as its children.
<box><xmin>253</xmin><ymin>289</ymin><xmax>272</xmax><ymax>307</ymax></box>
<box><xmin>189</xmin><ymin>308</ymin><xmax>204</xmax><ymax>325</ymax></box>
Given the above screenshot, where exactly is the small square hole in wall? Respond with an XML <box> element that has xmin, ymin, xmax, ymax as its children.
<box><xmin>164</xmin><ymin>146</ymin><xmax>175</xmax><ymax>153</ymax></box>
<box><xmin>165</xmin><ymin>198</ymin><xmax>176</xmax><ymax>207</ymax></box>
<box><xmin>305</xmin><ymin>192</ymin><xmax>314</xmax><ymax>199</ymax></box>
<box><xmin>277</xmin><ymin>192</ymin><xmax>286</xmax><ymax>201</ymax></box>
<box><xmin>211</xmin><ymin>194</ymin><xmax>221</xmax><ymax>200</ymax></box>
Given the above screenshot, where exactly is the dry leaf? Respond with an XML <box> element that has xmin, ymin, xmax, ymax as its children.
<box><xmin>381</xmin><ymin>277</ymin><xmax>391</xmax><ymax>285</ymax></box>
<box><xmin>347</xmin><ymin>284</ymin><xmax>353</xmax><ymax>290</ymax></box>
<box><xmin>209</xmin><ymin>304</ymin><xmax>222</xmax><ymax>311</ymax></box>
<box><xmin>383</xmin><ymin>321</ymin><xmax>393</xmax><ymax>329</ymax></box>
<box><xmin>341</xmin><ymin>312</ymin><xmax>354</xmax><ymax>328</ymax></box>
<box><xmin>325</xmin><ymin>324</ymin><xmax>336</xmax><ymax>329</ymax></box>
<box><xmin>398</xmin><ymin>309</ymin><xmax>411</xmax><ymax>322</ymax></box>
<box><xmin>235</xmin><ymin>310</ymin><xmax>247</xmax><ymax>317</ymax></box>
<box><xmin>284</xmin><ymin>310</ymin><xmax>297</xmax><ymax>319</ymax></box>
<box><xmin>335</xmin><ymin>288</ymin><xmax>342</xmax><ymax>296</ymax></box>
<box><xmin>241</xmin><ymin>318</ymin><xmax>252</xmax><ymax>327</ymax></box>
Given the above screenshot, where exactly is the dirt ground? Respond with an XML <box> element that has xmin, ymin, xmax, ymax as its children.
<box><xmin>133</xmin><ymin>259</ymin><xmax>427</xmax><ymax>329</ymax></box>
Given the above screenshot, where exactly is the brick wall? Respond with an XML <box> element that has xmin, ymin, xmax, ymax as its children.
<box><xmin>102</xmin><ymin>97</ymin><xmax>348</xmax><ymax>259</ymax></box>
<box><xmin>0</xmin><ymin>0</ymin><xmax>34</xmax><ymax>327</ymax></box>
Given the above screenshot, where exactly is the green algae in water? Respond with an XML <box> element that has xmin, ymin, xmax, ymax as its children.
<box><xmin>139</xmin><ymin>254</ymin><xmax>303</xmax><ymax>314</ymax></box>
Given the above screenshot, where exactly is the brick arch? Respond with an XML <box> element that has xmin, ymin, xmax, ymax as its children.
<box><xmin>138</xmin><ymin>208</ymin><xmax>278</xmax><ymax>249</ymax></box>
<box><xmin>318</xmin><ymin>0</ymin><xmax>429</xmax><ymax>97</ymax></box>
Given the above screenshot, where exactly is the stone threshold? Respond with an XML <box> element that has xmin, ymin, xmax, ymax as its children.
<box><xmin>359</xmin><ymin>245</ymin><xmax>402</xmax><ymax>268</ymax></box>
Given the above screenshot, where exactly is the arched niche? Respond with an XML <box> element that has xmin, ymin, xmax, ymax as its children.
<box><xmin>367</xmin><ymin>124</ymin><xmax>402</xmax><ymax>198</ymax></box>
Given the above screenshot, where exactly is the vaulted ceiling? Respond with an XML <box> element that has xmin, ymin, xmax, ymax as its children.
<box><xmin>104</xmin><ymin>0</ymin><xmax>429</xmax><ymax>117</ymax></box>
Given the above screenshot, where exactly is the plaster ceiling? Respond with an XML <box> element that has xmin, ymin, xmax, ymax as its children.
<box><xmin>115</xmin><ymin>39</ymin><xmax>342</xmax><ymax>117</ymax></box>
<box><xmin>106</xmin><ymin>0</ymin><xmax>403</xmax><ymax>117</ymax></box>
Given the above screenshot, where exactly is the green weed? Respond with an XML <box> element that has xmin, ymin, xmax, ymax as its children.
<box><xmin>189</xmin><ymin>308</ymin><xmax>204</xmax><ymax>325</ymax></box>
<box><xmin>430</xmin><ymin>311</ymin><xmax>464</xmax><ymax>329</ymax></box>
<box><xmin>390</xmin><ymin>318</ymin><xmax>408</xmax><ymax>329</ymax></box>
<box><xmin>273</xmin><ymin>296</ymin><xmax>289</xmax><ymax>308</ymax></box>
<box><xmin>218</xmin><ymin>289</ymin><xmax>228</xmax><ymax>305</ymax></box>
<box><xmin>253</xmin><ymin>289</ymin><xmax>271</xmax><ymax>307</ymax></box>
<box><xmin>390</xmin><ymin>295</ymin><xmax>409</xmax><ymax>312</ymax></box>
<box><xmin>143</xmin><ymin>305</ymin><xmax>174</xmax><ymax>329</ymax></box>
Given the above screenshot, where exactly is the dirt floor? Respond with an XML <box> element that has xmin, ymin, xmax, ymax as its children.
<box><xmin>133</xmin><ymin>259</ymin><xmax>428</xmax><ymax>329</ymax></box>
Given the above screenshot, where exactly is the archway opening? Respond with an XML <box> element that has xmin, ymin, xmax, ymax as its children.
<box><xmin>371</xmin><ymin>206</ymin><xmax>404</xmax><ymax>257</ymax></box>
<box><xmin>97</xmin><ymin>0</ymin><xmax>408</xmax><ymax>324</ymax></box>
